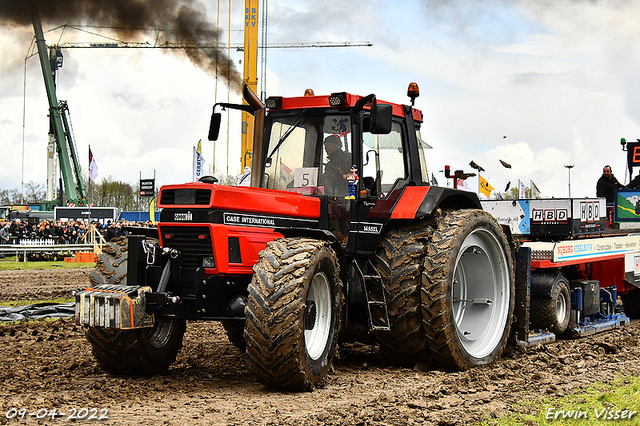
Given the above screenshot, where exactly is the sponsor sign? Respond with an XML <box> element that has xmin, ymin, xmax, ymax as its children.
<box><xmin>54</xmin><ymin>207</ymin><xmax>118</xmax><ymax>221</ymax></box>
<box><xmin>532</xmin><ymin>208</ymin><xmax>568</xmax><ymax>223</ymax></box>
<box><xmin>482</xmin><ymin>198</ymin><xmax>605</xmax><ymax>237</ymax></box>
<box><xmin>579</xmin><ymin>200</ymin><xmax>600</xmax><ymax>222</ymax></box>
<box><xmin>554</xmin><ymin>235</ymin><xmax>640</xmax><ymax>262</ymax></box>
<box><xmin>140</xmin><ymin>179</ymin><xmax>155</xmax><ymax>197</ymax></box>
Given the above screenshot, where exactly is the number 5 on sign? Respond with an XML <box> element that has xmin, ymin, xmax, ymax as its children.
<box><xmin>294</xmin><ymin>168</ymin><xmax>318</xmax><ymax>188</ymax></box>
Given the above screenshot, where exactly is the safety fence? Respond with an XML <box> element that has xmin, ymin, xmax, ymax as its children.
<box><xmin>0</xmin><ymin>225</ymin><xmax>107</xmax><ymax>262</ymax></box>
<box><xmin>0</xmin><ymin>243</ymin><xmax>94</xmax><ymax>262</ymax></box>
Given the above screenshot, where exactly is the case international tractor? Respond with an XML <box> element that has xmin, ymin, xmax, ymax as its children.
<box><xmin>75</xmin><ymin>83</ymin><xmax>635</xmax><ymax>390</ymax></box>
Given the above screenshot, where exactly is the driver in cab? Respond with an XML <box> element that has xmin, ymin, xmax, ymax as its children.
<box><xmin>322</xmin><ymin>135</ymin><xmax>351</xmax><ymax>196</ymax></box>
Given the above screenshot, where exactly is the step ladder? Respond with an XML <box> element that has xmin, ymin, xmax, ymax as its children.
<box><xmin>352</xmin><ymin>259</ymin><xmax>390</xmax><ymax>331</ymax></box>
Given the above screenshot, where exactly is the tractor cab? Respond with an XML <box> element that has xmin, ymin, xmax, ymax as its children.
<box><xmin>209</xmin><ymin>84</ymin><xmax>433</xmax><ymax>253</ymax></box>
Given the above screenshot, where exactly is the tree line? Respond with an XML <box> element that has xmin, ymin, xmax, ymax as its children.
<box><xmin>0</xmin><ymin>173</ymin><xmax>237</xmax><ymax>211</ymax></box>
<box><xmin>0</xmin><ymin>177</ymin><xmax>149</xmax><ymax>211</ymax></box>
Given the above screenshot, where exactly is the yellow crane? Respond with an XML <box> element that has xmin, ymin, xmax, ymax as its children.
<box><xmin>242</xmin><ymin>0</ymin><xmax>259</xmax><ymax>170</ymax></box>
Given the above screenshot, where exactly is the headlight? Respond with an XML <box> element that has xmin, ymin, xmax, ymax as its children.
<box><xmin>202</xmin><ymin>256</ymin><xmax>215</xmax><ymax>268</ymax></box>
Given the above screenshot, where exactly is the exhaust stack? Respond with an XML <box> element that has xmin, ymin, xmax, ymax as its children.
<box><xmin>243</xmin><ymin>85</ymin><xmax>265</xmax><ymax>188</ymax></box>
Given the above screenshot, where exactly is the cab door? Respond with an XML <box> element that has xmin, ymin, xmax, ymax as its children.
<box><xmin>351</xmin><ymin>120</ymin><xmax>410</xmax><ymax>254</ymax></box>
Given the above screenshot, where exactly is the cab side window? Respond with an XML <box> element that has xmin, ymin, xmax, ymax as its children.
<box><xmin>361</xmin><ymin>121</ymin><xmax>406</xmax><ymax>197</ymax></box>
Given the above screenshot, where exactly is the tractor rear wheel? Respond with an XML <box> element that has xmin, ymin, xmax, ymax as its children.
<box><xmin>84</xmin><ymin>237</ymin><xmax>186</xmax><ymax>375</ymax></box>
<box><xmin>422</xmin><ymin>209</ymin><xmax>514</xmax><ymax>371</ymax></box>
<box><xmin>373</xmin><ymin>222</ymin><xmax>432</xmax><ymax>365</ymax></box>
<box><xmin>530</xmin><ymin>273</ymin><xmax>571</xmax><ymax>335</ymax></box>
<box><xmin>244</xmin><ymin>238</ymin><xmax>343</xmax><ymax>390</ymax></box>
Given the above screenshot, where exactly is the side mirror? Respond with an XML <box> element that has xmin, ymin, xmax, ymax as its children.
<box><xmin>370</xmin><ymin>103</ymin><xmax>392</xmax><ymax>134</ymax></box>
<box><xmin>208</xmin><ymin>112</ymin><xmax>221</xmax><ymax>141</ymax></box>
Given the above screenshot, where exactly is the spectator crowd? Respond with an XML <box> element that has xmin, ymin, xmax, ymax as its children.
<box><xmin>0</xmin><ymin>218</ymin><xmax>156</xmax><ymax>245</ymax></box>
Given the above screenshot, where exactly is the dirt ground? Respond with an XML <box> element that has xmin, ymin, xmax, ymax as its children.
<box><xmin>0</xmin><ymin>268</ymin><xmax>639</xmax><ymax>425</ymax></box>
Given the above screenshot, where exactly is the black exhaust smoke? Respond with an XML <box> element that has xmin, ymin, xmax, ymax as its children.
<box><xmin>0</xmin><ymin>0</ymin><xmax>242</xmax><ymax>92</ymax></box>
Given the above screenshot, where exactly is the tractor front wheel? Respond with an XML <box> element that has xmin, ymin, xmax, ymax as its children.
<box><xmin>84</xmin><ymin>237</ymin><xmax>186</xmax><ymax>375</ymax></box>
<box><xmin>244</xmin><ymin>238</ymin><xmax>343</xmax><ymax>390</ymax></box>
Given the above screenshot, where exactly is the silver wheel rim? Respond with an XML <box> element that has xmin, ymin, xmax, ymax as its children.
<box><xmin>305</xmin><ymin>271</ymin><xmax>332</xmax><ymax>360</ymax></box>
<box><xmin>451</xmin><ymin>228</ymin><xmax>511</xmax><ymax>359</ymax></box>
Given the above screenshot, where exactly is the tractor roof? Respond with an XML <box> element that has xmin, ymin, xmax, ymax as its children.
<box><xmin>266</xmin><ymin>92</ymin><xmax>423</xmax><ymax>123</ymax></box>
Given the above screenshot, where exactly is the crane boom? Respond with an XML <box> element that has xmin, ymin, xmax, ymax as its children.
<box><xmin>52</xmin><ymin>41</ymin><xmax>373</xmax><ymax>50</ymax></box>
<box><xmin>30</xmin><ymin>5</ymin><xmax>87</xmax><ymax>207</ymax></box>
<box><xmin>40</xmin><ymin>21</ymin><xmax>373</xmax><ymax>177</ymax></box>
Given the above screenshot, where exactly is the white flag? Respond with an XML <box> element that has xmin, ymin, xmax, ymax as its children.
<box><xmin>193</xmin><ymin>146</ymin><xmax>205</xmax><ymax>182</ymax></box>
<box><xmin>456</xmin><ymin>178</ymin><xmax>473</xmax><ymax>192</ymax></box>
<box><xmin>519</xmin><ymin>180</ymin><xmax>526</xmax><ymax>199</ymax></box>
<box><xmin>89</xmin><ymin>147</ymin><xmax>98</xmax><ymax>180</ymax></box>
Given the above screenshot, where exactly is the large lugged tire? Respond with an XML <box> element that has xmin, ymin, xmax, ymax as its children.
<box><xmin>244</xmin><ymin>238</ymin><xmax>343</xmax><ymax>391</ymax></box>
<box><xmin>90</xmin><ymin>237</ymin><xmax>129</xmax><ymax>285</ymax></box>
<box><xmin>373</xmin><ymin>222</ymin><xmax>432</xmax><ymax>365</ymax></box>
<box><xmin>422</xmin><ymin>209</ymin><xmax>514</xmax><ymax>371</ymax></box>
<box><xmin>84</xmin><ymin>237</ymin><xmax>186</xmax><ymax>375</ymax></box>
<box><xmin>530</xmin><ymin>272</ymin><xmax>571</xmax><ymax>335</ymax></box>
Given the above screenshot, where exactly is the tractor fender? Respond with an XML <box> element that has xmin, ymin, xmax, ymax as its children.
<box><xmin>386</xmin><ymin>186</ymin><xmax>481</xmax><ymax>220</ymax></box>
<box><xmin>274</xmin><ymin>227</ymin><xmax>347</xmax><ymax>282</ymax></box>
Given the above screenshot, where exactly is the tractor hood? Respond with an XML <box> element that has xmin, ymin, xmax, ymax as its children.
<box><xmin>158</xmin><ymin>183</ymin><xmax>321</xmax><ymax>224</ymax></box>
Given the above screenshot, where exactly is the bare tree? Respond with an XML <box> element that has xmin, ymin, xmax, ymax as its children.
<box><xmin>23</xmin><ymin>181</ymin><xmax>45</xmax><ymax>203</ymax></box>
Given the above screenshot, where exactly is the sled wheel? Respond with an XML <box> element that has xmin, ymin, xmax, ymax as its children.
<box><xmin>244</xmin><ymin>238</ymin><xmax>343</xmax><ymax>390</ymax></box>
<box><xmin>530</xmin><ymin>273</ymin><xmax>571</xmax><ymax>335</ymax></box>
<box><xmin>422</xmin><ymin>209</ymin><xmax>514</xmax><ymax>370</ymax></box>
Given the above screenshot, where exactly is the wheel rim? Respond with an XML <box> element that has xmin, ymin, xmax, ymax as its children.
<box><xmin>556</xmin><ymin>288</ymin><xmax>568</xmax><ymax>324</ymax></box>
<box><xmin>304</xmin><ymin>271</ymin><xmax>332</xmax><ymax>360</ymax></box>
<box><xmin>451</xmin><ymin>228</ymin><xmax>511</xmax><ymax>359</ymax></box>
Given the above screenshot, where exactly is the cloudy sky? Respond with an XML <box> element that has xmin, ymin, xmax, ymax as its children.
<box><xmin>1</xmin><ymin>0</ymin><xmax>639</xmax><ymax>202</ymax></box>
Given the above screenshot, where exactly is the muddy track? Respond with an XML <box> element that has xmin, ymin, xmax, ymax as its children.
<box><xmin>0</xmin><ymin>268</ymin><xmax>639</xmax><ymax>425</ymax></box>
<box><xmin>0</xmin><ymin>268</ymin><xmax>90</xmax><ymax>301</ymax></box>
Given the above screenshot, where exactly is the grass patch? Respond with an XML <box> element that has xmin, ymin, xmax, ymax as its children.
<box><xmin>0</xmin><ymin>259</ymin><xmax>95</xmax><ymax>271</ymax></box>
<box><xmin>482</xmin><ymin>374</ymin><xmax>640</xmax><ymax>425</ymax></box>
<box><xmin>0</xmin><ymin>297</ymin><xmax>74</xmax><ymax>307</ymax></box>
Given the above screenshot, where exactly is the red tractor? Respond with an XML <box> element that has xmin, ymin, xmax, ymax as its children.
<box><xmin>76</xmin><ymin>84</ymin><xmax>514</xmax><ymax>390</ymax></box>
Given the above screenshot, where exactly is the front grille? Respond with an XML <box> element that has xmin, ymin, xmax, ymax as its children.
<box><xmin>160</xmin><ymin>225</ymin><xmax>213</xmax><ymax>268</ymax></box>
<box><xmin>160</xmin><ymin>189</ymin><xmax>211</xmax><ymax>205</ymax></box>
